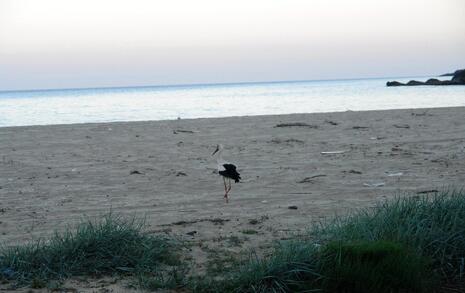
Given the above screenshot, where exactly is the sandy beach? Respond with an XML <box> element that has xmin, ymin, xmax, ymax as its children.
<box><xmin>1</xmin><ymin>106</ymin><xmax>465</xmax><ymax>290</ymax></box>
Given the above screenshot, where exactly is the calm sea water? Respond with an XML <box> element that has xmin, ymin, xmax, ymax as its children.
<box><xmin>0</xmin><ymin>77</ymin><xmax>464</xmax><ymax>127</ymax></box>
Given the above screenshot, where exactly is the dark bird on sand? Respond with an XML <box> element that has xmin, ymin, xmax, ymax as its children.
<box><xmin>212</xmin><ymin>144</ymin><xmax>241</xmax><ymax>203</ymax></box>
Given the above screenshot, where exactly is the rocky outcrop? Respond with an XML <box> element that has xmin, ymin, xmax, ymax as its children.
<box><xmin>451</xmin><ymin>69</ymin><xmax>465</xmax><ymax>83</ymax></box>
<box><xmin>386</xmin><ymin>81</ymin><xmax>404</xmax><ymax>87</ymax></box>
<box><xmin>441</xmin><ymin>69</ymin><xmax>465</xmax><ymax>78</ymax></box>
<box><xmin>425</xmin><ymin>78</ymin><xmax>441</xmax><ymax>85</ymax></box>
<box><xmin>406</xmin><ymin>80</ymin><xmax>424</xmax><ymax>86</ymax></box>
<box><xmin>387</xmin><ymin>69</ymin><xmax>465</xmax><ymax>86</ymax></box>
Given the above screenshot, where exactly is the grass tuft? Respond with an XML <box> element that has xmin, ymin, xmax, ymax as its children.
<box><xmin>191</xmin><ymin>241</ymin><xmax>322</xmax><ymax>293</ymax></box>
<box><xmin>313</xmin><ymin>188</ymin><xmax>465</xmax><ymax>283</ymax></box>
<box><xmin>320</xmin><ymin>240</ymin><xmax>434</xmax><ymax>292</ymax></box>
<box><xmin>0</xmin><ymin>213</ymin><xmax>182</xmax><ymax>288</ymax></box>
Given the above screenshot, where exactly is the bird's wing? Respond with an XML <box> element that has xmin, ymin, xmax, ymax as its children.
<box><xmin>223</xmin><ymin>164</ymin><xmax>237</xmax><ymax>171</ymax></box>
<box><xmin>220</xmin><ymin>163</ymin><xmax>241</xmax><ymax>182</ymax></box>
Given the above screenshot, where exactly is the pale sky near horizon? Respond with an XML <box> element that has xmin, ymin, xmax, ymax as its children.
<box><xmin>0</xmin><ymin>0</ymin><xmax>464</xmax><ymax>91</ymax></box>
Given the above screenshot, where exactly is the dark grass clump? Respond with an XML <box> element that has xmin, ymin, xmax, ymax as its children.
<box><xmin>0</xmin><ymin>213</ymin><xmax>182</xmax><ymax>288</ymax></box>
<box><xmin>313</xmin><ymin>188</ymin><xmax>465</xmax><ymax>284</ymax></box>
<box><xmin>320</xmin><ymin>240</ymin><xmax>434</xmax><ymax>293</ymax></box>
<box><xmin>190</xmin><ymin>241</ymin><xmax>322</xmax><ymax>293</ymax></box>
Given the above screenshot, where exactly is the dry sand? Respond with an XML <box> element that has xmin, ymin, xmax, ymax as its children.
<box><xmin>1</xmin><ymin>106</ymin><xmax>465</xmax><ymax>291</ymax></box>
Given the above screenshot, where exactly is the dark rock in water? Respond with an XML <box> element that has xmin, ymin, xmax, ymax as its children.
<box><xmin>386</xmin><ymin>81</ymin><xmax>404</xmax><ymax>86</ymax></box>
<box><xmin>387</xmin><ymin>69</ymin><xmax>465</xmax><ymax>86</ymax></box>
<box><xmin>441</xmin><ymin>69</ymin><xmax>465</xmax><ymax>78</ymax></box>
<box><xmin>407</xmin><ymin>80</ymin><xmax>424</xmax><ymax>86</ymax></box>
<box><xmin>452</xmin><ymin>69</ymin><xmax>465</xmax><ymax>83</ymax></box>
<box><xmin>425</xmin><ymin>78</ymin><xmax>442</xmax><ymax>85</ymax></box>
<box><xmin>440</xmin><ymin>72</ymin><xmax>455</xmax><ymax>77</ymax></box>
<box><xmin>440</xmin><ymin>80</ymin><xmax>454</xmax><ymax>85</ymax></box>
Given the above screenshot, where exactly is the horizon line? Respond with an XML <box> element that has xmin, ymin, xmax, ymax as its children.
<box><xmin>0</xmin><ymin>74</ymin><xmax>437</xmax><ymax>94</ymax></box>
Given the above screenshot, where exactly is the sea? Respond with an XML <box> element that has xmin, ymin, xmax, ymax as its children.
<box><xmin>0</xmin><ymin>76</ymin><xmax>464</xmax><ymax>127</ymax></box>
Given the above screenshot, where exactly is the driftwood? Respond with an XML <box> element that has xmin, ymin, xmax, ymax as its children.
<box><xmin>275</xmin><ymin>122</ymin><xmax>318</xmax><ymax>128</ymax></box>
<box><xmin>173</xmin><ymin>129</ymin><xmax>196</xmax><ymax>134</ymax></box>
<box><xmin>297</xmin><ymin>174</ymin><xmax>327</xmax><ymax>183</ymax></box>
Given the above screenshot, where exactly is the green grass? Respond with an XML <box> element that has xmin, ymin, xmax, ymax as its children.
<box><xmin>312</xmin><ymin>188</ymin><xmax>465</xmax><ymax>283</ymax></box>
<box><xmin>191</xmin><ymin>188</ymin><xmax>465</xmax><ymax>292</ymax></box>
<box><xmin>241</xmin><ymin>229</ymin><xmax>259</xmax><ymax>235</ymax></box>
<box><xmin>320</xmin><ymin>240</ymin><xmax>434</xmax><ymax>293</ymax></box>
<box><xmin>190</xmin><ymin>241</ymin><xmax>322</xmax><ymax>293</ymax></box>
<box><xmin>0</xmin><ymin>213</ymin><xmax>183</xmax><ymax>289</ymax></box>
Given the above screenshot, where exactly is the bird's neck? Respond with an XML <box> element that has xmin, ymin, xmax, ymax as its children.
<box><xmin>214</xmin><ymin>151</ymin><xmax>224</xmax><ymax>164</ymax></box>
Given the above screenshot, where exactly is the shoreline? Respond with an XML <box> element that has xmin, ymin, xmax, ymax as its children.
<box><xmin>1</xmin><ymin>105</ymin><xmax>464</xmax><ymax>130</ymax></box>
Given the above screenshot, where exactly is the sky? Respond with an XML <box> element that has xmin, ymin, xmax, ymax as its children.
<box><xmin>0</xmin><ymin>0</ymin><xmax>464</xmax><ymax>91</ymax></box>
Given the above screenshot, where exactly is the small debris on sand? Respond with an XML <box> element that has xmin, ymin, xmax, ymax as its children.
<box><xmin>416</xmin><ymin>189</ymin><xmax>439</xmax><ymax>194</ymax></box>
<box><xmin>352</xmin><ymin>126</ymin><xmax>369</xmax><ymax>129</ymax></box>
<box><xmin>363</xmin><ymin>182</ymin><xmax>385</xmax><ymax>187</ymax></box>
<box><xmin>176</xmin><ymin>171</ymin><xmax>187</xmax><ymax>176</ymax></box>
<box><xmin>186</xmin><ymin>231</ymin><xmax>197</xmax><ymax>236</ymax></box>
<box><xmin>297</xmin><ymin>174</ymin><xmax>327</xmax><ymax>183</ymax></box>
<box><xmin>248</xmin><ymin>215</ymin><xmax>269</xmax><ymax>225</ymax></box>
<box><xmin>130</xmin><ymin>170</ymin><xmax>143</xmax><ymax>175</ymax></box>
<box><xmin>288</xmin><ymin>205</ymin><xmax>298</xmax><ymax>210</ymax></box>
<box><xmin>394</xmin><ymin>124</ymin><xmax>410</xmax><ymax>129</ymax></box>
<box><xmin>411</xmin><ymin>111</ymin><xmax>433</xmax><ymax>116</ymax></box>
<box><xmin>173</xmin><ymin>129</ymin><xmax>195</xmax><ymax>134</ymax></box>
<box><xmin>386</xmin><ymin>172</ymin><xmax>404</xmax><ymax>177</ymax></box>
<box><xmin>274</xmin><ymin>122</ymin><xmax>318</xmax><ymax>128</ymax></box>
<box><xmin>270</xmin><ymin>138</ymin><xmax>304</xmax><ymax>144</ymax></box>
<box><xmin>321</xmin><ymin>150</ymin><xmax>347</xmax><ymax>155</ymax></box>
<box><xmin>325</xmin><ymin>120</ymin><xmax>339</xmax><ymax>125</ymax></box>
<box><xmin>169</xmin><ymin>218</ymin><xmax>230</xmax><ymax>226</ymax></box>
<box><xmin>370</xmin><ymin>136</ymin><xmax>386</xmax><ymax>140</ymax></box>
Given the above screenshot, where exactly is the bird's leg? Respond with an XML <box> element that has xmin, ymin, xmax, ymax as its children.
<box><xmin>224</xmin><ymin>179</ymin><xmax>231</xmax><ymax>203</ymax></box>
<box><xmin>223</xmin><ymin>177</ymin><xmax>229</xmax><ymax>203</ymax></box>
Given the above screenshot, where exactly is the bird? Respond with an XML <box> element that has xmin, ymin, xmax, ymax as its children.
<box><xmin>212</xmin><ymin>144</ymin><xmax>241</xmax><ymax>203</ymax></box>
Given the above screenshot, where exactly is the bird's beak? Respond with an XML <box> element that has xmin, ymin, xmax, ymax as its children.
<box><xmin>212</xmin><ymin>147</ymin><xmax>219</xmax><ymax>156</ymax></box>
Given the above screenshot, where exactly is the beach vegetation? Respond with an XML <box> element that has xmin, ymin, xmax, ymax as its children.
<box><xmin>0</xmin><ymin>213</ymin><xmax>184</xmax><ymax>289</ymax></box>
<box><xmin>2</xmin><ymin>189</ymin><xmax>465</xmax><ymax>292</ymax></box>
<box><xmin>191</xmin><ymin>188</ymin><xmax>465</xmax><ymax>292</ymax></box>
